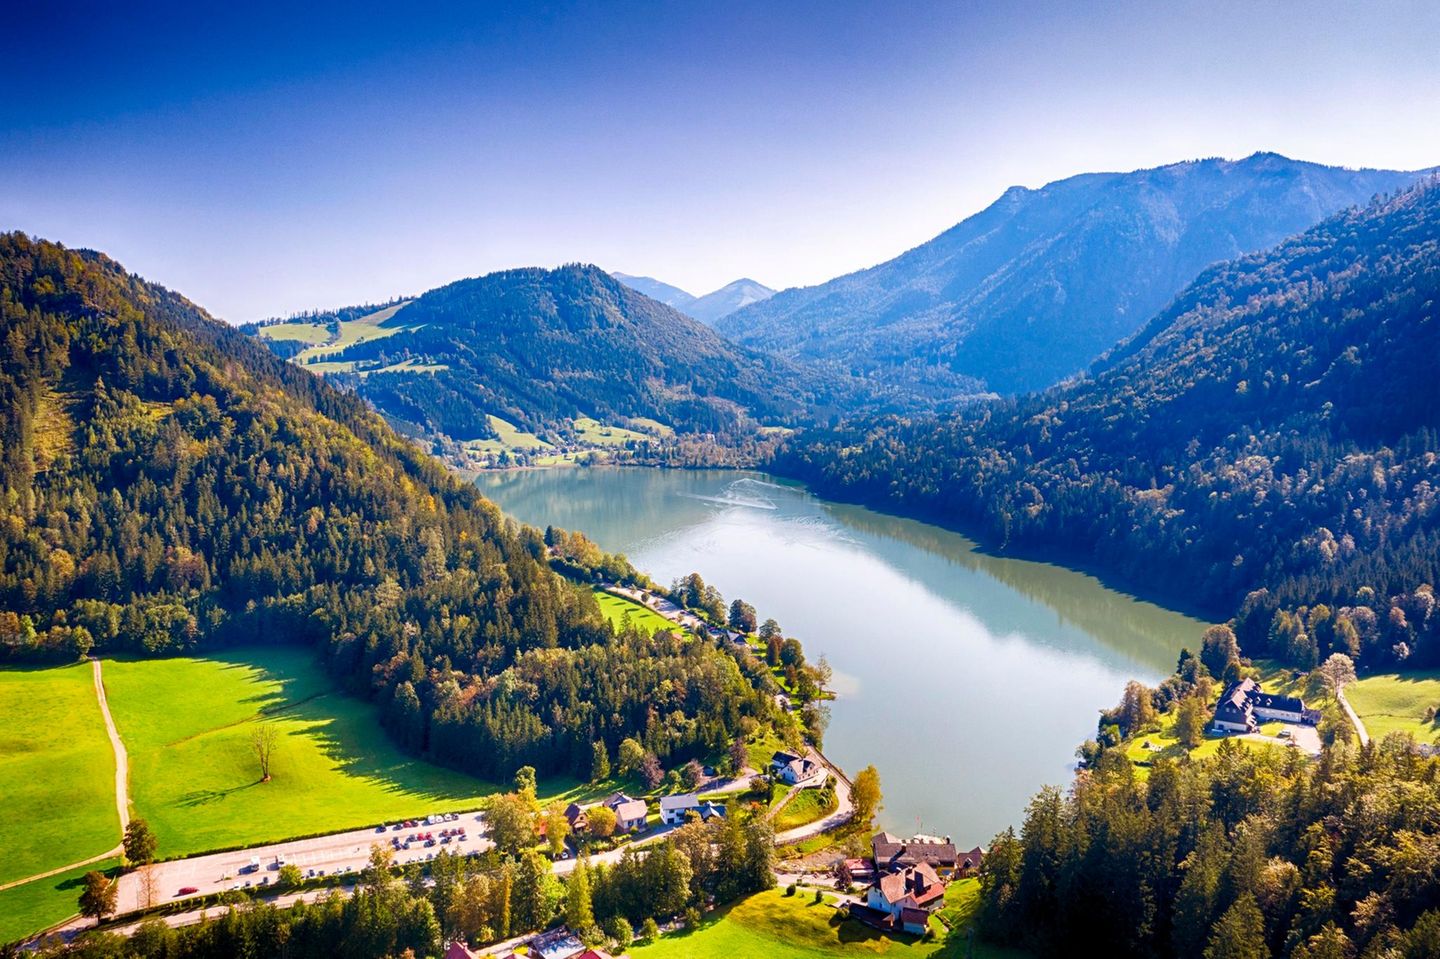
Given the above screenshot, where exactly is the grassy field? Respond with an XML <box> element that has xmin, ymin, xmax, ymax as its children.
<box><xmin>596</xmin><ymin>591</ymin><xmax>681</xmax><ymax>636</ymax></box>
<box><xmin>774</xmin><ymin>788</ymin><xmax>837</xmax><ymax>830</ymax></box>
<box><xmin>1124</xmin><ymin>710</ymin><xmax>1285</xmax><ymax>774</ymax></box>
<box><xmin>573</xmin><ymin>417</ymin><xmax>651</xmax><ymax>446</ymax></box>
<box><xmin>0</xmin><ymin>663</ymin><xmax>120</xmax><ymax>886</ymax></box>
<box><xmin>1345</xmin><ymin>671</ymin><xmax>1440</xmax><ymax>742</ymax></box>
<box><xmin>632</xmin><ymin>885</ymin><xmax>1027</xmax><ymax>959</ymax></box>
<box><xmin>258</xmin><ymin>302</ymin><xmax>419</xmax><ymax>363</ymax></box>
<box><xmin>102</xmin><ymin>647</ymin><xmax>513</xmax><ymax>858</ymax></box>
<box><xmin>0</xmin><ymin>857</ymin><xmax>120</xmax><ymax>945</ymax></box>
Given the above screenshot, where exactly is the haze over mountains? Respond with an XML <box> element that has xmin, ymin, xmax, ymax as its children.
<box><xmin>720</xmin><ymin>153</ymin><xmax>1428</xmax><ymax>397</ymax></box>
<box><xmin>611</xmin><ymin>272</ymin><xmax>776</xmax><ymax>324</ymax></box>
<box><xmin>779</xmin><ymin>176</ymin><xmax>1440</xmax><ymax>626</ymax></box>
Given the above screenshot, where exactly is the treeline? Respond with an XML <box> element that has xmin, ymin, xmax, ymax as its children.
<box><xmin>0</xmin><ymin>233</ymin><xmax>773</xmax><ymax>779</ymax></box>
<box><xmin>776</xmin><ymin>180</ymin><xmax>1440</xmax><ymax>669</ymax></box>
<box><xmin>978</xmin><ymin>735</ymin><xmax>1440</xmax><ymax>958</ymax></box>
<box><xmin>29</xmin><ymin>808</ymin><xmax>775</xmax><ymax>959</ymax></box>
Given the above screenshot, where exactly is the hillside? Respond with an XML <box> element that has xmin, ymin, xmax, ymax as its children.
<box><xmin>610</xmin><ymin>271</ymin><xmax>697</xmax><ymax>311</ymax></box>
<box><xmin>0</xmin><ymin>233</ymin><xmax>771</xmax><ymax>781</ymax></box>
<box><xmin>612</xmin><ymin>273</ymin><xmax>776</xmax><ymax>324</ymax></box>
<box><xmin>722</xmin><ymin>153</ymin><xmax>1425</xmax><ymax>396</ymax></box>
<box><xmin>687</xmin><ymin>278</ymin><xmax>776</xmax><ymax>324</ymax></box>
<box><xmin>264</xmin><ymin>266</ymin><xmax>839</xmax><ymax>454</ymax></box>
<box><xmin>777</xmin><ymin>177</ymin><xmax>1440</xmax><ymax>669</ymax></box>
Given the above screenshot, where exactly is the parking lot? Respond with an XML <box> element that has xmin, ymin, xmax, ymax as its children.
<box><xmin>112</xmin><ymin>810</ymin><xmax>491</xmax><ymax>914</ymax></box>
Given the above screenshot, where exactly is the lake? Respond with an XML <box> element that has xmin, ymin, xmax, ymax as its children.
<box><xmin>477</xmin><ymin>467</ymin><xmax>1209</xmax><ymax>845</ymax></box>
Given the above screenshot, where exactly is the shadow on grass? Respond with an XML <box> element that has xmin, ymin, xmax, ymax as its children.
<box><xmin>176</xmin><ymin>780</ymin><xmax>262</xmax><ymax>808</ymax></box>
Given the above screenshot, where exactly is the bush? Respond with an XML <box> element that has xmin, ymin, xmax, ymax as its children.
<box><xmin>814</xmin><ymin>888</ymin><xmax>824</xmax><ymax>903</ymax></box>
<box><xmin>640</xmin><ymin>917</ymin><xmax>660</xmax><ymax>943</ymax></box>
<box><xmin>606</xmin><ymin>916</ymin><xmax>633</xmax><ymax>952</ymax></box>
<box><xmin>786</xmin><ymin>883</ymin><xmax>798</xmax><ymax>897</ymax></box>
<box><xmin>685</xmin><ymin>906</ymin><xmax>702</xmax><ymax>929</ymax></box>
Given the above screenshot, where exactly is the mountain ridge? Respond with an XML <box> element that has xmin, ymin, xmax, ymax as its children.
<box><xmin>722</xmin><ymin>152</ymin><xmax>1429</xmax><ymax>396</ymax></box>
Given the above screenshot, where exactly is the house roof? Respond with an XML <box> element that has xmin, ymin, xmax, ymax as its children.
<box><xmin>659</xmin><ymin>792</ymin><xmax>700</xmax><ymax>811</ymax></box>
<box><xmin>873</xmin><ymin>834</ymin><xmax>959</xmax><ymax>868</ymax></box>
<box><xmin>601</xmin><ymin>792</ymin><xmax>633</xmax><ymax>809</ymax></box>
<box><xmin>771</xmin><ymin>750</ymin><xmax>801</xmax><ymax>765</ymax></box>
<box><xmin>613</xmin><ymin>799</ymin><xmax>648</xmax><ymax>821</ymax></box>
<box><xmin>959</xmin><ymin>846</ymin><xmax>985</xmax><ymax>870</ymax></box>
<box><xmin>876</xmin><ymin>862</ymin><xmax>942</xmax><ymax>907</ymax></box>
<box><xmin>899</xmin><ymin>907</ymin><xmax>932</xmax><ymax>927</ymax></box>
<box><xmin>443</xmin><ymin>943</ymin><xmax>478</xmax><ymax>959</ymax></box>
<box><xmin>1215</xmin><ymin>678</ymin><xmax>1305</xmax><ymax>724</ymax></box>
<box><xmin>565</xmin><ymin>802</ymin><xmax>588</xmax><ymax>821</ymax></box>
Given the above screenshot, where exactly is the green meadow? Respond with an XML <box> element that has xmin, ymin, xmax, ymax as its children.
<box><xmin>1345</xmin><ymin>671</ymin><xmax>1440</xmax><ymax>742</ymax></box>
<box><xmin>0</xmin><ymin>663</ymin><xmax>120</xmax><ymax>886</ymax></box>
<box><xmin>258</xmin><ymin>302</ymin><xmax>420</xmax><ymax>363</ymax></box>
<box><xmin>0</xmin><ymin>858</ymin><xmax>120</xmax><ymax>945</ymax></box>
<box><xmin>595</xmin><ymin>591</ymin><xmax>681</xmax><ymax>636</ymax></box>
<box><xmin>632</xmin><ymin>883</ymin><xmax>1028</xmax><ymax>959</ymax></box>
<box><xmin>102</xmin><ymin>647</ymin><xmax>506</xmax><ymax>858</ymax></box>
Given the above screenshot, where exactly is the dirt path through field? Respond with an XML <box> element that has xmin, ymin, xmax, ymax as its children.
<box><xmin>0</xmin><ymin>658</ymin><xmax>129</xmax><ymax>893</ymax></box>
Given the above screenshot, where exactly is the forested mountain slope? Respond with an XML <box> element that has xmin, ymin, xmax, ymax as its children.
<box><xmin>777</xmin><ymin>178</ymin><xmax>1440</xmax><ymax>669</ymax></box>
<box><xmin>722</xmin><ymin>153</ymin><xmax>1424</xmax><ymax>397</ymax></box>
<box><xmin>0</xmin><ymin>233</ymin><xmax>773</xmax><ymax>779</ymax></box>
<box><xmin>294</xmin><ymin>265</ymin><xmax>838</xmax><ymax>443</ymax></box>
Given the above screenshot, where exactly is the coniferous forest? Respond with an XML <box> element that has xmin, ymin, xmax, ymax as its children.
<box><xmin>0</xmin><ymin>233</ymin><xmax>774</xmax><ymax>780</ymax></box>
<box><xmin>777</xmin><ymin>179</ymin><xmax>1440</xmax><ymax>675</ymax></box>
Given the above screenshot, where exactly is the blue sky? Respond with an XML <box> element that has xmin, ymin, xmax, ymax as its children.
<box><xmin>3</xmin><ymin>0</ymin><xmax>1438</xmax><ymax>320</ymax></box>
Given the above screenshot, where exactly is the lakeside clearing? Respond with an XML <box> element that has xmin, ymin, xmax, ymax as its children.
<box><xmin>632</xmin><ymin>882</ymin><xmax>1030</xmax><ymax>959</ymax></box>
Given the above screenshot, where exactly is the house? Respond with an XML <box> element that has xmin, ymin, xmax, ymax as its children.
<box><xmin>1211</xmin><ymin>678</ymin><xmax>1308</xmax><ymax>734</ymax></box>
<box><xmin>956</xmin><ymin>845</ymin><xmax>985</xmax><ymax>877</ymax></box>
<box><xmin>658</xmin><ymin>792</ymin><xmax>726</xmax><ymax>825</ymax></box>
<box><xmin>564</xmin><ymin>801</ymin><xmax>588</xmax><ymax>832</ymax></box>
<box><xmin>443</xmin><ymin>943</ymin><xmax>478</xmax><ymax>959</ymax></box>
<box><xmin>872</xmin><ymin>831</ymin><xmax>961</xmax><ymax>876</ymax></box>
<box><xmin>865</xmin><ymin>862</ymin><xmax>946</xmax><ymax>934</ymax></box>
<box><xmin>770</xmin><ymin>750</ymin><xmax>819</xmax><ymax>785</ymax></box>
<box><xmin>613</xmin><ymin>798</ymin><xmax>649</xmax><ymax>832</ymax></box>
<box><xmin>602</xmin><ymin>792</ymin><xmax>649</xmax><ymax>831</ymax></box>
<box><xmin>842</xmin><ymin>857</ymin><xmax>875</xmax><ymax>883</ymax></box>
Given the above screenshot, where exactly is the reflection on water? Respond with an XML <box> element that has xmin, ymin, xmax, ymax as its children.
<box><xmin>478</xmin><ymin>467</ymin><xmax>1211</xmax><ymax>843</ymax></box>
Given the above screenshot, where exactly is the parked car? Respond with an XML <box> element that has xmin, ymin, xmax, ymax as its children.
<box><xmin>177</xmin><ymin>886</ymin><xmax>199</xmax><ymax>896</ymax></box>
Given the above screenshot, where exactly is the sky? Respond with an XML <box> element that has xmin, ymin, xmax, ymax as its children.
<box><xmin>3</xmin><ymin>0</ymin><xmax>1439</xmax><ymax>322</ymax></box>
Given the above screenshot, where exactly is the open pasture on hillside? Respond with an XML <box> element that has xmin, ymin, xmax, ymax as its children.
<box><xmin>1345</xmin><ymin>671</ymin><xmax>1440</xmax><ymax>742</ymax></box>
<box><xmin>102</xmin><ymin>647</ymin><xmax>503</xmax><ymax>858</ymax></box>
<box><xmin>632</xmin><ymin>883</ymin><xmax>1027</xmax><ymax>959</ymax></box>
<box><xmin>595</xmin><ymin>590</ymin><xmax>680</xmax><ymax>637</ymax></box>
<box><xmin>257</xmin><ymin>302</ymin><xmax>418</xmax><ymax>362</ymax></box>
<box><xmin>0</xmin><ymin>663</ymin><xmax>120</xmax><ymax>887</ymax></box>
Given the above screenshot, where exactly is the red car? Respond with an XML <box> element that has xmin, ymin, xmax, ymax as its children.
<box><xmin>177</xmin><ymin>886</ymin><xmax>199</xmax><ymax>896</ymax></box>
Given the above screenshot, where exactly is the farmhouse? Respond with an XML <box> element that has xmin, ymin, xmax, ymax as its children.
<box><xmin>602</xmin><ymin>792</ymin><xmax>649</xmax><ymax>832</ymax></box>
<box><xmin>872</xmin><ymin>831</ymin><xmax>963</xmax><ymax>876</ymax></box>
<box><xmin>658</xmin><ymin>792</ymin><xmax>726</xmax><ymax>825</ymax></box>
<box><xmin>864</xmin><ymin>861</ymin><xmax>947</xmax><ymax>934</ymax></box>
<box><xmin>564</xmin><ymin>802</ymin><xmax>588</xmax><ymax>832</ymax></box>
<box><xmin>770</xmin><ymin>750</ymin><xmax>819</xmax><ymax>784</ymax></box>
<box><xmin>1211</xmin><ymin>678</ymin><xmax>1309</xmax><ymax>734</ymax></box>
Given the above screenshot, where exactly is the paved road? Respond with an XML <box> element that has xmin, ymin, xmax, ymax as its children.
<box><xmin>51</xmin><ymin>820</ymin><xmax>682</xmax><ymax>943</ymax></box>
<box><xmin>1337</xmin><ymin>687</ymin><xmax>1370</xmax><ymax>745</ymax></box>
<box><xmin>775</xmin><ymin>749</ymin><xmax>854</xmax><ymax>845</ymax></box>
<box><xmin>0</xmin><ymin>659</ymin><xmax>129</xmax><ymax>894</ymax></box>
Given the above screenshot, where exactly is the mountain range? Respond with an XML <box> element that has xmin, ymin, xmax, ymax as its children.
<box><xmin>777</xmin><ymin>176</ymin><xmax>1440</xmax><ymax>642</ymax></box>
<box><xmin>266</xmin><ymin>265</ymin><xmax>833</xmax><ymax>447</ymax></box>
<box><xmin>720</xmin><ymin>153</ymin><xmax>1427</xmax><ymax>397</ymax></box>
<box><xmin>611</xmin><ymin>272</ymin><xmax>775</xmax><ymax>324</ymax></box>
